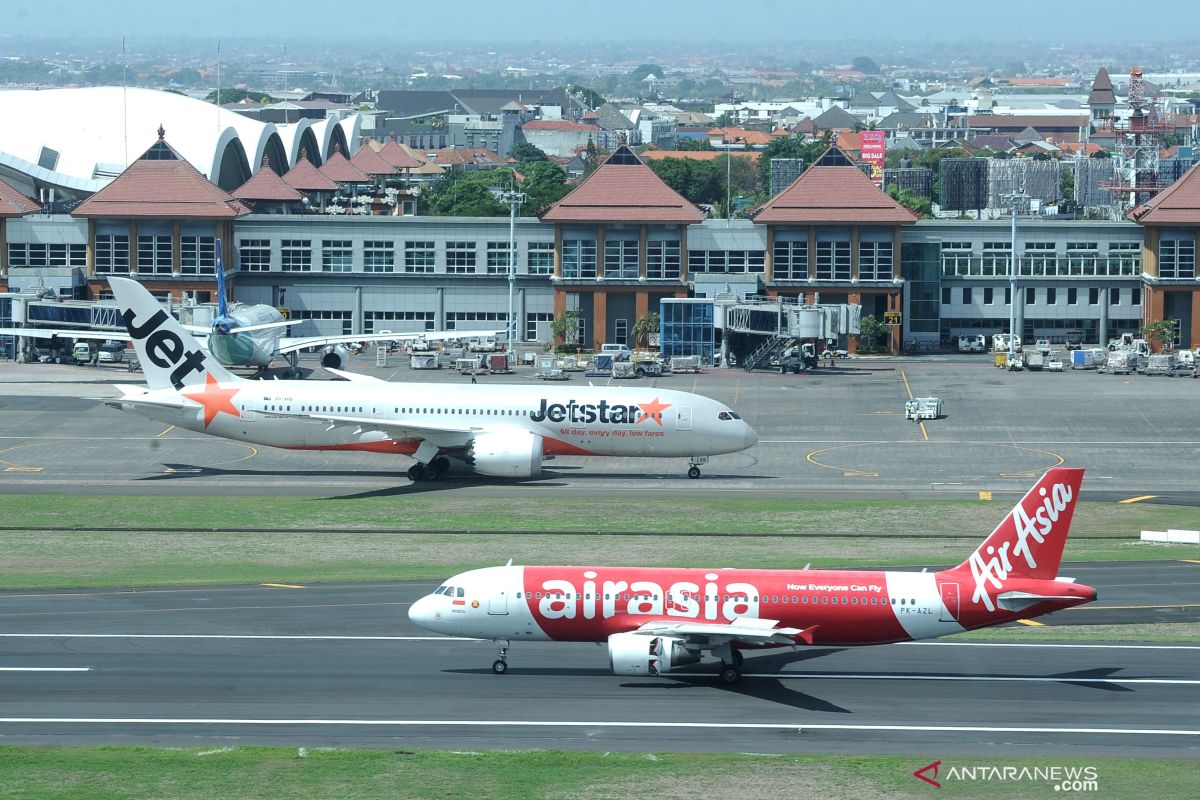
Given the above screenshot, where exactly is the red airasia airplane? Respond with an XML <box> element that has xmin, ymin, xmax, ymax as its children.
<box><xmin>409</xmin><ymin>468</ymin><xmax>1095</xmax><ymax>683</ymax></box>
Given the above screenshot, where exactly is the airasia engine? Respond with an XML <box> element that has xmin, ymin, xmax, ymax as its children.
<box><xmin>607</xmin><ymin>632</ymin><xmax>700</xmax><ymax>677</ymax></box>
<box><xmin>465</xmin><ymin>431</ymin><xmax>544</xmax><ymax>477</ymax></box>
<box><xmin>320</xmin><ymin>345</ymin><xmax>349</xmax><ymax>370</ymax></box>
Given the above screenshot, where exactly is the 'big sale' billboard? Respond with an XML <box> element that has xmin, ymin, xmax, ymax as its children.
<box><xmin>860</xmin><ymin>130</ymin><xmax>886</xmax><ymax>186</ymax></box>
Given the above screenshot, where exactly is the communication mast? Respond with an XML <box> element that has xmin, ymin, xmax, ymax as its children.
<box><xmin>1099</xmin><ymin>67</ymin><xmax>1173</xmax><ymax>212</ymax></box>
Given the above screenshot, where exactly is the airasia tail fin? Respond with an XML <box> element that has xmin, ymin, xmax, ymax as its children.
<box><xmin>951</xmin><ymin>467</ymin><xmax>1084</xmax><ymax>585</ymax></box>
<box><xmin>108</xmin><ymin>276</ymin><xmax>239</xmax><ymax>391</ymax></box>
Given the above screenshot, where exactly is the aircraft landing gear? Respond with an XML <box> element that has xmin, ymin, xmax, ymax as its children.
<box><xmin>408</xmin><ymin>457</ymin><xmax>451</xmax><ymax>482</ymax></box>
<box><xmin>492</xmin><ymin>640</ymin><xmax>511</xmax><ymax>674</ymax></box>
<box><xmin>714</xmin><ymin>644</ymin><xmax>742</xmax><ymax>684</ymax></box>
<box><xmin>688</xmin><ymin>466</ymin><xmax>701</xmax><ymax>479</ymax></box>
<box><xmin>687</xmin><ymin>455</ymin><xmax>708</xmax><ymax>479</ymax></box>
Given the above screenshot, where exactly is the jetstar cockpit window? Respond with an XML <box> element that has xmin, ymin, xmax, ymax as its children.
<box><xmin>435</xmin><ymin>586</ymin><xmax>465</xmax><ymax>597</ymax></box>
<box><xmin>718</xmin><ymin>411</ymin><xmax>742</xmax><ymax>420</ymax></box>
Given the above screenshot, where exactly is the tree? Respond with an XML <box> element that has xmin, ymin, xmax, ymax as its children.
<box><xmin>420</xmin><ymin>170</ymin><xmax>509</xmax><ymax>217</ymax></box>
<box><xmin>551</xmin><ymin>309</ymin><xmax>583</xmax><ymax>352</ymax></box>
<box><xmin>632</xmin><ymin>312</ymin><xmax>660</xmax><ymax>349</ymax></box>
<box><xmin>567</xmin><ymin>84</ymin><xmax>604</xmax><ymax>110</ymax></box>
<box><xmin>509</xmin><ymin>143</ymin><xmax>548</xmax><ymax>164</ymax></box>
<box><xmin>885</xmin><ymin>184</ymin><xmax>933</xmax><ymax>218</ymax></box>
<box><xmin>519</xmin><ymin>160</ymin><xmax>571</xmax><ymax>213</ymax></box>
<box><xmin>857</xmin><ymin>314</ymin><xmax>889</xmax><ymax>354</ymax></box>
<box><xmin>852</xmin><ymin>56</ymin><xmax>881</xmax><ymax>75</ymax></box>
<box><xmin>1060</xmin><ymin>164</ymin><xmax>1075</xmax><ymax>204</ymax></box>
<box><xmin>1140</xmin><ymin>319</ymin><xmax>1177</xmax><ymax>353</ymax></box>
<box><xmin>204</xmin><ymin>88</ymin><xmax>277</xmax><ymax>104</ymax></box>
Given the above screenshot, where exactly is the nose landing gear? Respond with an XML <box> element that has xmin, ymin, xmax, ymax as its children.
<box><xmin>687</xmin><ymin>455</ymin><xmax>709</xmax><ymax>479</ymax></box>
<box><xmin>492</xmin><ymin>639</ymin><xmax>511</xmax><ymax>674</ymax></box>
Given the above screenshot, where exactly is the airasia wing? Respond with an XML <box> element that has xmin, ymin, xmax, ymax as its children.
<box><xmin>409</xmin><ymin>467</ymin><xmax>1095</xmax><ymax>683</ymax></box>
<box><xmin>100</xmin><ymin>276</ymin><xmax>757</xmax><ymax>481</ymax></box>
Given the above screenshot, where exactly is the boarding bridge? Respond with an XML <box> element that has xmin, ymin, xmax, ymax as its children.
<box><xmin>723</xmin><ymin>297</ymin><xmax>860</xmax><ymax>371</ymax></box>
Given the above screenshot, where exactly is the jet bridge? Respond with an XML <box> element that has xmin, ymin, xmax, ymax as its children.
<box><xmin>723</xmin><ymin>297</ymin><xmax>859</xmax><ymax>371</ymax></box>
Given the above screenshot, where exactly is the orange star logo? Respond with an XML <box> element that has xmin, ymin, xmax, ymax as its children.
<box><xmin>180</xmin><ymin>373</ymin><xmax>242</xmax><ymax>428</ymax></box>
<box><xmin>637</xmin><ymin>396</ymin><xmax>671</xmax><ymax>426</ymax></box>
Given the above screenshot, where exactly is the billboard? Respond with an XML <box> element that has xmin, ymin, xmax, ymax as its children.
<box><xmin>860</xmin><ymin>130</ymin><xmax>886</xmax><ymax>186</ymax></box>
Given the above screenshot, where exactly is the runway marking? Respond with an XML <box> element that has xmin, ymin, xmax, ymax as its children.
<box><xmin>0</xmin><ymin>634</ymin><xmax>469</xmax><ymax>641</ymax></box>
<box><xmin>905</xmin><ymin>641</ymin><xmax>1200</xmax><ymax>650</ymax></box>
<box><xmin>260</xmin><ymin>583</ymin><xmax>305</xmax><ymax>589</ymax></box>
<box><xmin>0</xmin><ymin>667</ymin><xmax>91</xmax><ymax>672</ymax></box>
<box><xmin>0</xmin><ymin>634</ymin><xmax>1196</xmax><ymax>650</ymax></box>
<box><xmin>2</xmin><ymin>466</ymin><xmax>43</xmax><ymax>473</ymax></box>
<box><xmin>156</xmin><ymin>426</ymin><xmax>175</xmax><ymax>437</ymax></box>
<box><xmin>1016</xmin><ymin>619</ymin><xmax>1045</xmax><ymax>627</ymax></box>
<box><xmin>0</xmin><ymin>718</ymin><xmax>1194</xmax><ymax>736</ymax></box>
<box><xmin>0</xmin><ymin>601</ymin><xmax>411</xmax><ymax>618</ymax></box>
<box><xmin>1119</xmin><ymin>495</ymin><xmax>1158</xmax><ymax>504</ymax></box>
<box><xmin>898</xmin><ymin>370</ymin><xmax>928</xmax><ymax>441</ymax></box>
<box><xmin>727</xmin><ymin>673</ymin><xmax>1200</xmax><ymax>686</ymax></box>
<box><xmin>1067</xmin><ymin>603</ymin><xmax>1200</xmax><ymax>612</ymax></box>
<box><xmin>1181</xmin><ymin>560</ymin><xmax>1200</xmax><ymax>565</ymax></box>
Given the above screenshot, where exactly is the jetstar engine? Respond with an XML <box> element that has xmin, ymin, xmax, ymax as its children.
<box><xmin>320</xmin><ymin>345</ymin><xmax>348</xmax><ymax>370</ymax></box>
<box><xmin>607</xmin><ymin>632</ymin><xmax>700</xmax><ymax>677</ymax></box>
<box><xmin>465</xmin><ymin>431</ymin><xmax>544</xmax><ymax>477</ymax></box>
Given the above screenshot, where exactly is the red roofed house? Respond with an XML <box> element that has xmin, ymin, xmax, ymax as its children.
<box><xmin>754</xmin><ymin>146</ymin><xmax>919</xmax><ymax>353</ymax></box>
<box><xmin>540</xmin><ymin>145</ymin><xmax>705</xmax><ymax>348</ymax></box>
<box><xmin>1128</xmin><ymin>163</ymin><xmax>1200</xmax><ymax>347</ymax></box>
<box><xmin>0</xmin><ymin>175</ymin><xmax>43</xmax><ymax>288</ymax></box>
<box><xmin>231</xmin><ymin>156</ymin><xmax>303</xmax><ymax>214</ymax></box>
<box><xmin>71</xmin><ymin>128</ymin><xmax>250</xmax><ymax>301</ymax></box>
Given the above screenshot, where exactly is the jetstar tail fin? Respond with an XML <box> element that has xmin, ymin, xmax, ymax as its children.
<box><xmin>108</xmin><ymin>276</ymin><xmax>240</xmax><ymax>391</ymax></box>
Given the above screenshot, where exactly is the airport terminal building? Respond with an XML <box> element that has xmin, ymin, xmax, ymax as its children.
<box><xmin>2</xmin><ymin>125</ymin><xmax>1199</xmax><ymax>356</ymax></box>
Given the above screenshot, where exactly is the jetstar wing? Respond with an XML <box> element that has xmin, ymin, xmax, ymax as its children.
<box><xmin>276</xmin><ymin>329</ymin><xmax>505</xmax><ymax>356</ymax></box>
<box><xmin>635</xmin><ymin>617</ymin><xmax>818</xmax><ymax>647</ymax></box>
<box><xmin>259</xmin><ymin>408</ymin><xmax>481</xmax><ymax>450</ymax></box>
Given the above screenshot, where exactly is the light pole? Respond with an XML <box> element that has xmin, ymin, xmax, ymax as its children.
<box><xmin>499</xmin><ymin>188</ymin><xmax>527</xmax><ymax>367</ymax></box>
<box><xmin>1004</xmin><ymin>179</ymin><xmax>1027</xmax><ymax>367</ymax></box>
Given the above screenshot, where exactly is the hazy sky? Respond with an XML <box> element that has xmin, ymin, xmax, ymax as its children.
<box><xmin>6</xmin><ymin>0</ymin><xmax>1198</xmax><ymax>43</ymax></box>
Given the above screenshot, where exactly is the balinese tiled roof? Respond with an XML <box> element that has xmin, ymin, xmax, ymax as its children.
<box><xmin>376</xmin><ymin>137</ymin><xmax>424</xmax><ymax>169</ymax></box>
<box><xmin>282</xmin><ymin>153</ymin><xmax>340</xmax><ymax>191</ymax></box>
<box><xmin>540</xmin><ymin>144</ymin><xmax>704</xmax><ymax>224</ymax></box>
<box><xmin>231</xmin><ymin>158</ymin><xmax>303</xmax><ymax>202</ymax></box>
<box><xmin>424</xmin><ymin>147</ymin><xmax>505</xmax><ymax>167</ymax></box>
<box><xmin>0</xmin><ymin>176</ymin><xmax>41</xmax><ymax>217</ymax></box>
<box><xmin>349</xmin><ymin>142</ymin><xmax>397</xmax><ymax>177</ymax></box>
<box><xmin>754</xmin><ymin>151</ymin><xmax>919</xmax><ymax>225</ymax></box>
<box><xmin>319</xmin><ymin>146</ymin><xmax>370</xmax><ymax>183</ymax></box>
<box><xmin>1128</xmin><ymin>163</ymin><xmax>1200</xmax><ymax>224</ymax></box>
<box><xmin>1088</xmin><ymin>68</ymin><xmax>1117</xmax><ymax>106</ymax></box>
<box><xmin>707</xmin><ymin>127</ymin><xmax>775</xmax><ymax>147</ymax></box>
<box><xmin>72</xmin><ymin>132</ymin><xmax>249</xmax><ymax>219</ymax></box>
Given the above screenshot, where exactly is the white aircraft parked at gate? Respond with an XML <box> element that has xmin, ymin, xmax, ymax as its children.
<box><xmin>103</xmin><ymin>276</ymin><xmax>757</xmax><ymax>480</ymax></box>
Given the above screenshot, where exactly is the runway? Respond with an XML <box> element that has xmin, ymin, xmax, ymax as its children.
<box><xmin>1</xmin><ymin>565</ymin><xmax>1196</xmax><ymax>756</ymax></box>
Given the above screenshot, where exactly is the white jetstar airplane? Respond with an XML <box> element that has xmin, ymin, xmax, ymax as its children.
<box><xmin>409</xmin><ymin>468</ymin><xmax>1095</xmax><ymax>682</ymax></box>
<box><xmin>103</xmin><ymin>276</ymin><xmax>757</xmax><ymax>480</ymax></box>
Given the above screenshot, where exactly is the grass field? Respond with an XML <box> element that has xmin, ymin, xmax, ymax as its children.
<box><xmin>0</xmin><ymin>747</ymin><xmax>1193</xmax><ymax>800</ymax></box>
<box><xmin>2</xmin><ymin>495</ymin><xmax>1197</xmax><ymax>589</ymax></box>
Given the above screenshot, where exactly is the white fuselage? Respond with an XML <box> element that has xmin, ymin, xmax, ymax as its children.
<box><xmin>117</xmin><ymin>380</ymin><xmax>757</xmax><ymax>461</ymax></box>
